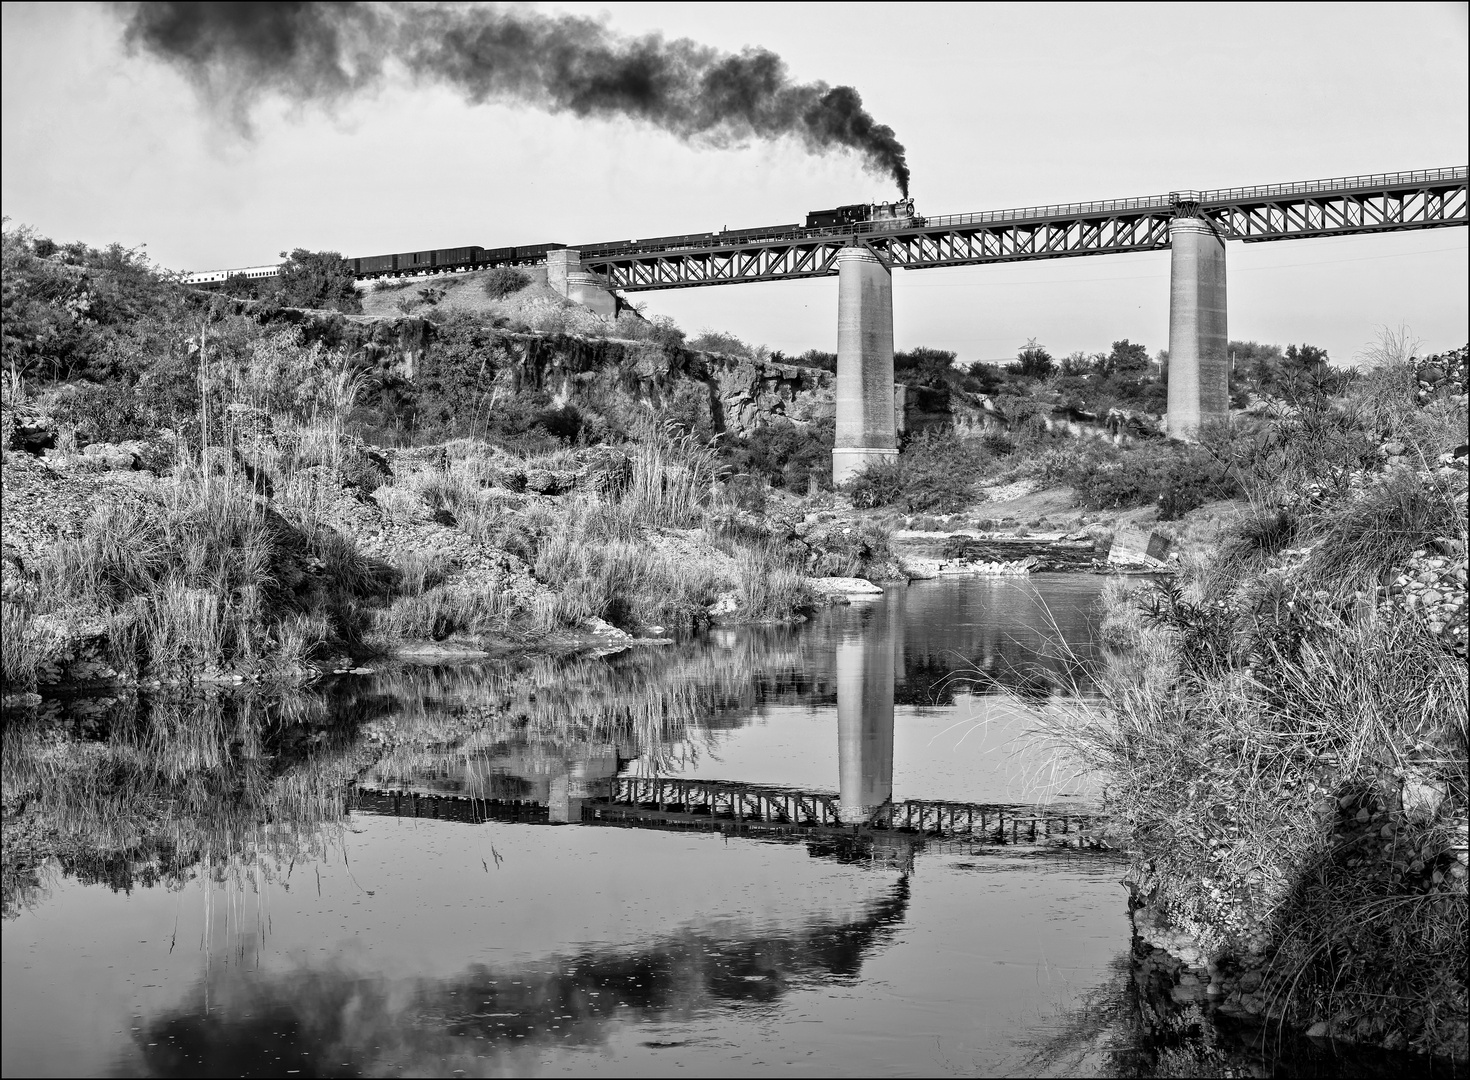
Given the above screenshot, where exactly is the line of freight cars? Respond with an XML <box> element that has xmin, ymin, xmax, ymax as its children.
<box><xmin>349</xmin><ymin>242</ymin><xmax>567</xmax><ymax>278</ymax></box>
<box><xmin>345</xmin><ymin>200</ymin><xmax>923</xmax><ymax>279</ymax></box>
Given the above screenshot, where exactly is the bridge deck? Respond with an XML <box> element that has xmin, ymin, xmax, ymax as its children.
<box><xmin>581</xmin><ymin>167</ymin><xmax>1467</xmax><ymax>290</ymax></box>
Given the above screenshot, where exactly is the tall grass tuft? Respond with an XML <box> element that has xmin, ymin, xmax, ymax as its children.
<box><xmin>622</xmin><ymin>422</ymin><xmax>721</xmax><ymax>529</ymax></box>
<box><xmin>1</xmin><ymin>602</ymin><xmax>46</xmax><ymax>691</ymax></box>
<box><xmin>1034</xmin><ymin>338</ymin><xmax>1470</xmax><ymax>1055</ymax></box>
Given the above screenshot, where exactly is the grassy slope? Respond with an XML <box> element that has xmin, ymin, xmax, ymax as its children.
<box><xmin>1048</xmin><ymin>354</ymin><xmax>1469</xmax><ymax>1058</ymax></box>
<box><xmin>0</xmin><ymin>408</ymin><xmax>826</xmax><ymax>694</ymax></box>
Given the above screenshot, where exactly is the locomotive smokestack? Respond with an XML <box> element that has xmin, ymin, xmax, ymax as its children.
<box><xmin>116</xmin><ymin>1</ymin><xmax>912</xmax><ymax>197</ymax></box>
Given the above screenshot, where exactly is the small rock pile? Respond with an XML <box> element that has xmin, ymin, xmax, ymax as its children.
<box><xmin>1382</xmin><ymin>537</ymin><xmax>1469</xmax><ymax>656</ymax></box>
<box><xmin>1413</xmin><ymin>345</ymin><xmax>1468</xmax><ymax>409</ymax></box>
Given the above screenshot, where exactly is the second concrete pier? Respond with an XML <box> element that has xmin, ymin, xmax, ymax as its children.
<box><xmin>1166</xmin><ymin>216</ymin><xmax>1229</xmax><ymax>439</ymax></box>
<box><xmin>833</xmin><ymin>246</ymin><xmax>898</xmax><ymax>486</ymax></box>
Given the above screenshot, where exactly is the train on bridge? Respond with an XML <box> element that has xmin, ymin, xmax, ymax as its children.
<box><xmin>183</xmin><ymin>200</ymin><xmax>924</xmax><ymax>287</ymax></box>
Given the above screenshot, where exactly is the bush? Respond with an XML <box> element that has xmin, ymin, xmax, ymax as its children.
<box><xmin>898</xmin><ymin>432</ymin><xmax>988</xmax><ymax>512</ymax></box>
<box><xmin>687</xmin><ymin>330</ymin><xmax>754</xmax><ymax>358</ymax></box>
<box><xmin>1058</xmin><ymin>442</ymin><xmax>1238</xmax><ymax>518</ymax></box>
<box><xmin>724</xmin><ymin>417</ymin><xmax>833</xmax><ymax>492</ymax></box>
<box><xmin>46</xmin><ymin>381</ymin><xmax>154</xmax><ymax>444</ymax></box>
<box><xmin>843</xmin><ymin>431</ymin><xmax>989</xmax><ymax>513</ymax></box>
<box><xmin>481</xmin><ymin>267</ymin><xmax>530</xmax><ymax>300</ymax></box>
<box><xmin>845</xmin><ymin>459</ymin><xmax>904</xmax><ymax>510</ymax></box>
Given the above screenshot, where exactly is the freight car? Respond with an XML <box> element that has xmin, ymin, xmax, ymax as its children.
<box><xmin>348</xmin><ymin>242</ymin><xmax>566</xmax><ymax>279</ymax></box>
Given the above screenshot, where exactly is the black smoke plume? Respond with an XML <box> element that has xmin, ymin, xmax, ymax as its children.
<box><xmin>117</xmin><ymin>2</ymin><xmax>911</xmax><ymax>196</ymax></box>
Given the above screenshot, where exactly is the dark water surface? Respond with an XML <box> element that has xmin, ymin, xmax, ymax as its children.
<box><xmin>3</xmin><ymin>577</ymin><xmax>1393</xmax><ymax>1077</ymax></box>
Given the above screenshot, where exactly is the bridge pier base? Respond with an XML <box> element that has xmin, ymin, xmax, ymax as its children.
<box><xmin>1166</xmin><ymin>217</ymin><xmax>1229</xmax><ymax>440</ymax></box>
<box><xmin>833</xmin><ymin>246</ymin><xmax>898</xmax><ymax>486</ymax></box>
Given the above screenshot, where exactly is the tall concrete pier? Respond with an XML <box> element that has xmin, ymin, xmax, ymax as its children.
<box><xmin>1166</xmin><ymin>210</ymin><xmax>1229</xmax><ymax>439</ymax></box>
<box><xmin>836</xmin><ymin>632</ymin><xmax>895</xmax><ymax>826</ymax></box>
<box><xmin>832</xmin><ymin>246</ymin><xmax>898</xmax><ymax>485</ymax></box>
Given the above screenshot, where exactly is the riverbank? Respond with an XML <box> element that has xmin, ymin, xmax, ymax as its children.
<box><xmin>1052</xmin><ymin>348</ymin><xmax>1469</xmax><ymax>1061</ymax></box>
<box><xmin>3</xmin><ymin>400</ymin><xmax>920</xmax><ymax>696</ymax></box>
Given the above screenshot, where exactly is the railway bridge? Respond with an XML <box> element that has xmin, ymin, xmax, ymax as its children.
<box><xmin>571</xmin><ymin>167</ymin><xmax>1467</xmax><ymax>477</ymax></box>
<box><xmin>189</xmin><ymin>167</ymin><xmax>1467</xmax><ymax>480</ymax></box>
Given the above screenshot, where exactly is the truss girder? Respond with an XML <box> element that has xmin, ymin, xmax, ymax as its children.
<box><xmin>1210</xmin><ymin>182</ymin><xmax>1467</xmax><ymax>243</ymax></box>
<box><xmin>583</xmin><ymin>169</ymin><xmax>1467</xmax><ymax>291</ymax></box>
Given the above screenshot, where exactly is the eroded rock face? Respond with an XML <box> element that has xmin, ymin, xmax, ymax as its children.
<box><xmin>271</xmin><ymin>311</ymin><xmax>838</xmax><ymax>441</ymax></box>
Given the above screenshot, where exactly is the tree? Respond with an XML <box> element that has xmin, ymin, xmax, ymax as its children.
<box><xmin>894</xmin><ymin>346</ymin><xmax>959</xmax><ymax>387</ymax></box>
<box><xmin>966</xmin><ymin>360</ymin><xmax>1003</xmax><ymax>395</ymax></box>
<box><xmin>1103</xmin><ymin>339</ymin><xmax>1150</xmax><ymax>377</ymax></box>
<box><xmin>1014</xmin><ymin>338</ymin><xmax>1056</xmax><ymax>379</ymax></box>
<box><xmin>220</xmin><ymin>272</ymin><xmax>259</xmax><ymax>299</ymax></box>
<box><xmin>274</xmin><ymin>249</ymin><xmax>361</xmax><ymax>313</ymax></box>
<box><xmin>1283</xmin><ymin>342</ymin><xmax>1330</xmax><ymax>373</ymax></box>
<box><xmin>1059</xmin><ymin>351</ymin><xmax>1090</xmax><ymax>377</ymax></box>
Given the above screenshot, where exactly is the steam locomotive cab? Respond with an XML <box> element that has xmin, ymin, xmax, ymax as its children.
<box><xmin>804</xmin><ymin>198</ymin><xmax>920</xmax><ymax>230</ymax></box>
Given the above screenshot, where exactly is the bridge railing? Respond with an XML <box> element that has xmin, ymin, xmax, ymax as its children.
<box><xmin>1196</xmin><ymin>166</ymin><xmax>1468</xmax><ymax>205</ymax></box>
<box><xmin>921</xmin><ymin>195</ymin><xmax>1173</xmax><ymax>230</ymax></box>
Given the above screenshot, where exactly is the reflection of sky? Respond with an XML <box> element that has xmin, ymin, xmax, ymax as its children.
<box><xmin>3</xmin><ymin>818</ymin><xmax>1126</xmax><ymax>1077</ymax></box>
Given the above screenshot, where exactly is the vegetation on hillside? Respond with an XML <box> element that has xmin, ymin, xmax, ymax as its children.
<box><xmin>1043</xmin><ymin>337</ymin><xmax>1469</xmax><ymax>1057</ymax></box>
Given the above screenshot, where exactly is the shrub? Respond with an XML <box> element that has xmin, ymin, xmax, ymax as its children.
<box><xmin>481</xmin><ymin>267</ymin><xmax>530</xmax><ymax>300</ymax></box>
<box><xmin>1058</xmin><ymin>443</ymin><xmax>1237</xmax><ymax>517</ymax></box>
<box><xmin>724</xmin><ymin>417</ymin><xmax>833</xmax><ymax>492</ymax></box>
<box><xmin>898</xmin><ymin>431</ymin><xmax>988</xmax><ymax>512</ymax></box>
<box><xmin>842</xmin><ymin>431</ymin><xmax>989</xmax><ymax>513</ymax></box>
<box><xmin>47</xmin><ymin>381</ymin><xmax>154</xmax><ymax>444</ymax></box>
<box><xmin>845</xmin><ymin>459</ymin><xmax>904</xmax><ymax>509</ymax></box>
<box><xmin>687</xmin><ymin>330</ymin><xmax>754</xmax><ymax>358</ymax></box>
<box><xmin>610</xmin><ymin>312</ymin><xmax>685</xmax><ymax>349</ymax></box>
<box><xmin>274</xmin><ymin>249</ymin><xmax>361</xmax><ymax>313</ymax></box>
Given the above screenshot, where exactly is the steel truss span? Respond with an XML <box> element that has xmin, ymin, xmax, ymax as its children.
<box><xmin>584</xmin><ymin>167</ymin><xmax>1467</xmax><ymax>291</ymax></box>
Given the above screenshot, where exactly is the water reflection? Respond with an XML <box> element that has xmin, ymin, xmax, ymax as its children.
<box><xmin>126</xmin><ymin>879</ymin><xmax>911</xmax><ymax>1076</ymax></box>
<box><xmin>836</xmin><ymin>627</ymin><xmax>895</xmax><ymax>826</ymax></box>
<box><xmin>2</xmin><ymin>578</ymin><xmax>1106</xmax><ymax>917</ymax></box>
<box><xmin>6</xmin><ymin>577</ymin><xmax>1143</xmax><ymax>1079</ymax></box>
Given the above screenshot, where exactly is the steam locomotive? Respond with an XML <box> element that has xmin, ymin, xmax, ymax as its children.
<box><xmin>804</xmin><ymin>198</ymin><xmax>921</xmax><ymax>230</ymax></box>
<box><xmin>186</xmin><ymin>201</ymin><xmax>924</xmax><ymax>286</ymax></box>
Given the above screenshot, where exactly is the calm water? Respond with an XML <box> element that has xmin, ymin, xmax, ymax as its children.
<box><xmin>2</xmin><ymin>576</ymin><xmax>1376</xmax><ymax>1077</ymax></box>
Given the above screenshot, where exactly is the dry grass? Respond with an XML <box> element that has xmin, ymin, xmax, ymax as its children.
<box><xmin>1</xmin><ymin>602</ymin><xmax>45</xmax><ymax>691</ymax></box>
<box><xmin>1035</xmin><ymin>341</ymin><xmax>1470</xmax><ymax>1055</ymax></box>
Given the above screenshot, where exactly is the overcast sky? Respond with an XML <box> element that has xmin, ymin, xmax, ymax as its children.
<box><xmin>3</xmin><ymin>1</ymin><xmax>1467</xmax><ymax>364</ymax></box>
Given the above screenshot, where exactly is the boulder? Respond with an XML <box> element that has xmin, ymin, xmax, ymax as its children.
<box><xmin>80</xmin><ymin>441</ymin><xmax>142</xmax><ymax>471</ymax></box>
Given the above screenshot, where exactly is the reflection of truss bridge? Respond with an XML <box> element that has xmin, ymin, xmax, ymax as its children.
<box><xmin>599</xmin><ymin>777</ymin><xmax>1099</xmax><ymax>845</ymax></box>
<box><xmin>351</xmin><ymin>779</ymin><xmax>1103</xmax><ymax>851</ymax></box>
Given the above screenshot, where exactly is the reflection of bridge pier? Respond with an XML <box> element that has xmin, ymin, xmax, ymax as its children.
<box><xmin>836</xmin><ymin>629</ymin><xmax>895</xmax><ymax>826</ymax></box>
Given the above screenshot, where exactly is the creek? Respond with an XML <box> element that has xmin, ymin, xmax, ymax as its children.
<box><xmin>0</xmin><ymin>576</ymin><xmax>1400</xmax><ymax>1077</ymax></box>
